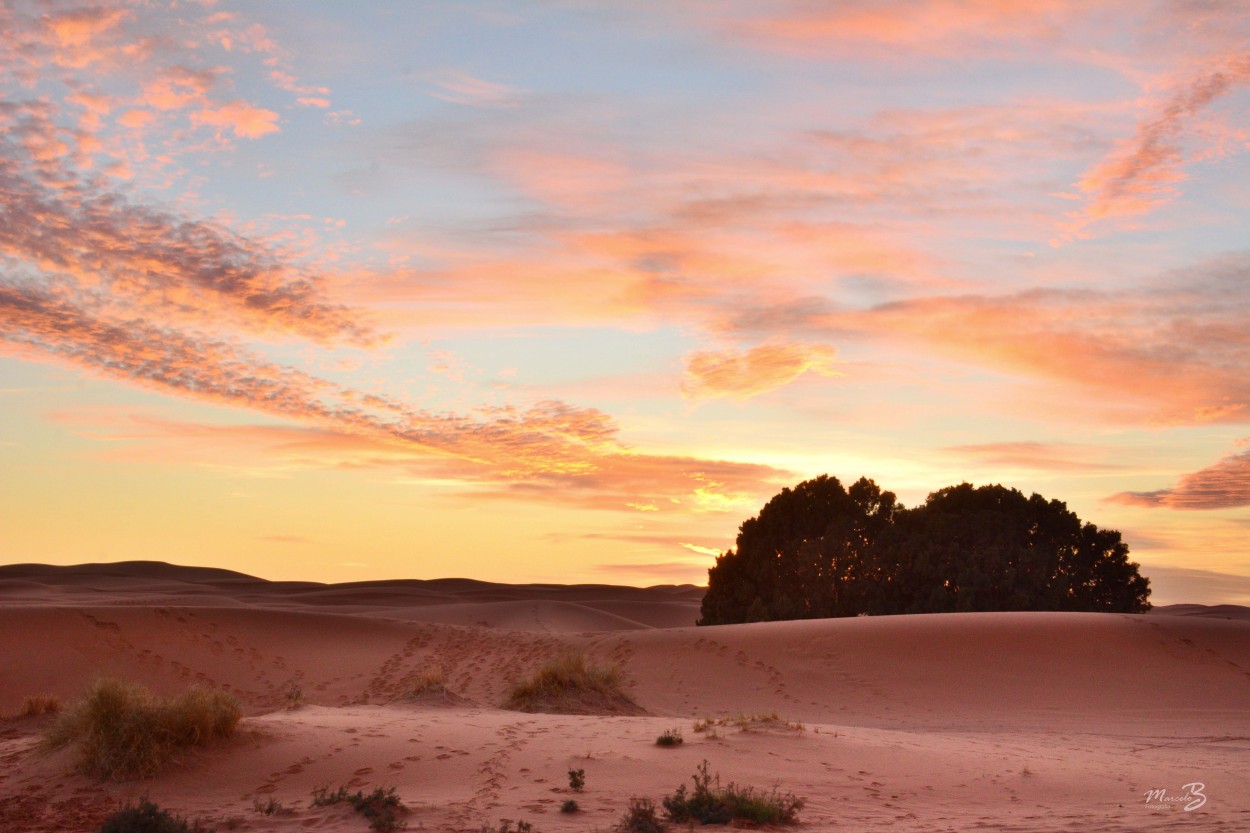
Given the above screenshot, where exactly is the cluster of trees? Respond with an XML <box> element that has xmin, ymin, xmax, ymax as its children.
<box><xmin>697</xmin><ymin>475</ymin><xmax>1151</xmax><ymax>625</ymax></box>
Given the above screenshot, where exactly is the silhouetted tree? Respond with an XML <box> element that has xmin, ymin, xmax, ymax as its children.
<box><xmin>697</xmin><ymin>477</ymin><xmax>1150</xmax><ymax>625</ymax></box>
<box><xmin>698</xmin><ymin>475</ymin><xmax>897</xmax><ymax>625</ymax></box>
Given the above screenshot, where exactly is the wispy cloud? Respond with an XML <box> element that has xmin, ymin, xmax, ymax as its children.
<box><xmin>1058</xmin><ymin>53</ymin><xmax>1250</xmax><ymax>242</ymax></box>
<box><xmin>727</xmin><ymin>252</ymin><xmax>1250</xmax><ymax>426</ymax></box>
<box><xmin>943</xmin><ymin>441</ymin><xmax>1125</xmax><ymax>472</ymax></box>
<box><xmin>1109</xmin><ymin>442</ymin><xmax>1250</xmax><ymax>510</ymax></box>
<box><xmin>710</xmin><ymin>0</ymin><xmax>1081</xmax><ymax>59</ymax></box>
<box><xmin>424</xmin><ymin>69</ymin><xmax>527</xmax><ymax>109</ymax></box>
<box><xmin>0</xmin><ymin>101</ymin><xmax>369</xmax><ymax>345</ymax></box>
<box><xmin>593</xmin><ymin>561</ymin><xmax>709</xmax><ymax>581</ymax></box>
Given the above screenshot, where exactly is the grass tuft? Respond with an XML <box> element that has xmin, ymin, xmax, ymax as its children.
<box><xmin>252</xmin><ymin>797</ymin><xmax>292</xmax><ymax>816</ymax></box>
<box><xmin>42</xmin><ymin>678</ymin><xmax>241</xmax><ymax>779</ymax></box>
<box><xmin>20</xmin><ymin>694</ymin><xmax>61</xmax><ymax>717</ymax></box>
<box><xmin>655</xmin><ymin>728</ymin><xmax>683</xmax><ymax>747</ymax></box>
<box><xmin>692</xmin><ymin>711</ymin><xmax>803</xmax><ymax>735</ymax></box>
<box><xmin>405</xmin><ymin>669</ymin><xmax>450</xmax><ymax>700</ymax></box>
<box><xmin>97</xmin><ymin>798</ymin><xmax>212</xmax><ymax>833</ymax></box>
<box><xmin>504</xmin><ymin>652</ymin><xmax>642</xmax><ymax>715</ymax></box>
<box><xmin>560</xmin><ymin>798</ymin><xmax>579</xmax><ymax>813</ymax></box>
<box><xmin>312</xmin><ymin>784</ymin><xmax>405</xmax><ymax>831</ymax></box>
<box><xmin>662</xmin><ymin>759</ymin><xmax>804</xmax><ymax>826</ymax></box>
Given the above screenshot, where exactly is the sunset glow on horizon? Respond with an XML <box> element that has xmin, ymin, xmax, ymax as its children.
<box><xmin>2</xmin><ymin>1</ymin><xmax>1249</xmax><ymax>603</ymax></box>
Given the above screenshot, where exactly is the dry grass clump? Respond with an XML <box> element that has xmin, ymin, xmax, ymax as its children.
<box><xmin>504</xmin><ymin>652</ymin><xmax>643</xmax><ymax>715</ymax></box>
<box><xmin>408</xmin><ymin>669</ymin><xmax>449</xmax><ymax>698</ymax></box>
<box><xmin>97</xmin><ymin>798</ymin><xmax>211</xmax><ymax>833</ymax></box>
<box><xmin>19</xmin><ymin>694</ymin><xmax>61</xmax><ymax>717</ymax></box>
<box><xmin>42</xmin><ymin>677</ymin><xmax>242</xmax><ymax>779</ymax></box>
<box><xmin>692</xmin><ymin>711</ymin><xmax>804</xmax><ymax>735</ymax></box>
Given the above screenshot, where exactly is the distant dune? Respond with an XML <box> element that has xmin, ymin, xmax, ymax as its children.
<box><xmin>1</xmin><ymin>561</ymin><xmax>1247</xmax><ymax>832</ymax></box>
<box><xmin>0</xmin><ymin>561</ymin><xmax>705</xmax><ymax>630</ymax></box>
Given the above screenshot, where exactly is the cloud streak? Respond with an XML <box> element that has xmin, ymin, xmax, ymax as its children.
<box><xmin>1109</xmin><ymin>443</ymin><xmax>1250</xmax><ymax>510</ymax></box>
<box><xmin>0</xmin><ymin>101</ymin><xmax>369</xmax><ymax>345</ymax></box>
<box><xmin>1059</xmin><ymin>53</ymin><xmax>1250</xmax><ymax>241</ymax></box>
<box><xmin>728</xmin><ymin>252</ymin><xmax>1250</xmax><ymax>426</ymax></box>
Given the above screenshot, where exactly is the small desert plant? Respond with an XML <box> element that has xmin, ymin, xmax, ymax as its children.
<box><xmin>477</xmin><ymin>822</ymin><xmax>532</xmax><ymax>833</ymax></box>
<box><xmin>618</xmin><ymin>797</ymin><xmax>664</xmax><ymax>833</ymax></box>
<box><xmin>43</xmin><ymin>678</ymin><xmax>242</xmax><ymax>779</ymax></box>
<box><xmin>662</xmin><ymin>760</ymin><xmax>804</xmax><ymax>826</ymax></box>
<box><xmin>252</xmin><ymin>797</ymin><xmax>291</xmax><ymax>816</ymax></box>
<box><xmin>655</xmin><ymin>728</ymin><xmax>683</xmax><ymax>747</ymax></box>
<box><xmin>282</xmin><ymin>683</ymin><xmax>303</xmax><ymax>709</ymax></box>
<box><xmin>20</xmin><ymin>694</ymin><xmax>61</xmax><ymax>717</ymax></box>
<box><xmin>311</xmin><ymin>785</ymin><xmax>405</xmax><ymax>831</ymax></box>
<box><xmin>97</xmin><ymin>798</ymin><xmax>211</xmax><ymax>833</ymax></box>
<box><xmin>561</xmin><ymin>799</ymin><xmax>579</xmax><ymax>813</ymax></box>
<box><xmin>568</xmin><ymin>767</ymin><xmax>585</xmax><ymax>791</ymax></box>
<box><xmin>504</xmin><ymin>651</ymin><xmax>640</xmax><ymax>714</ymax></box>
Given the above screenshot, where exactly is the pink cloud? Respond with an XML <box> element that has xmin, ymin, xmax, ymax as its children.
<box><xmin>42</xmin><ymin>5</ymin><xmax>128</xmax><ymax>67</ymax></box>
<box><xmin>141</xmin><ymin>65</ymin><xmax>222</xmax><ymax>111</ymax></box>
<box><xmin>1058</xmin><ymin>53</ymin><xmax>1250</xmax><ymax>241</ymax></box>
<box><xmin>711</xmin><ymin>0</ymin><xmax>1080</xmax><ymax>59</ymax></box>
<box><xmin>192</xmin><ymin>99</ymin><xmax>280</xmax><ymax>139</ymax></box>
<box><xmin>0</xmin><ymin>115</ymin><xmax>370</xmax><ymax>345</ymax></box>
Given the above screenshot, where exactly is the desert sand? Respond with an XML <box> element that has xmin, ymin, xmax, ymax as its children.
<box><xmin>1</xmin><ymin>561</ymin><xmax>1247</xmax><ymax>832</ymax></box>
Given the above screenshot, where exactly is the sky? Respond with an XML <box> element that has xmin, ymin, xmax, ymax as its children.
<box><xmin>1</xmin><ymin>0</ymin><xmax>1249</xmax><ymax>603</ymax></box>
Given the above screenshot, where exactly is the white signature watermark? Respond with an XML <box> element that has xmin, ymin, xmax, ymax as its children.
<box><xmin>1143</xmin><ymin>782</ymin><xmax>1206</xmax><ymax>811</ymax></box>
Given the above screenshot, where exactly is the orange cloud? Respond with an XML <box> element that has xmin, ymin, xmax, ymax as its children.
<box><xmin>1109</xmin><ymin>443</ymin><xmax>1250</xmax><ymax>510</ymax></box>
<box><xmin>726</xmin><ymin>253</ymin><xmax>1250</xmax><ymax>426</ymax></box>
<box><xmin>682</xmin><ymin>343</ymin><xmax>840</xmax><ymax>401</ymax></box>
<box><xmin>42</xmin><ymin>5</ymin><xmax>128</xmax><ymax>67</ymax></box>
<box><xmin>141</xmin><ymin>66</ymin><xmax>222</xmax><ymax>111</ymax></box>
<box><xmin>192</xmin><ymin>99</ymin><xmax>280</xmax><ymax>139</ymax></box>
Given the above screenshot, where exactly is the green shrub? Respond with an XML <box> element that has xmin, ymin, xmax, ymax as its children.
<box><xmin>311</xmin><ymin>785</ymin><xmax>405</xmax><ymax>831</ymax></box>
<box><xmin>504</xmin><ymin>652</ymin><xmax>641</xmax><ymax>715</ymax></box>
<box><xmin>618</xmin><ymin>797</ymin><xmax>663</xmax><ymax>833</ymax></box>
<box><xmin>97</xmin><ymin>798</ymin><xmax>210</xmax><ymax>833</ymax></box>
<box><xmin>655</xmin><ymin>728</ymin><xmax>683</xmax><ymax>747</ymax></box>
<box><xmin>568</xmin><ymin>767</ymin><xmax>585</xmax><ymax>791</ymax></box>
<box><xmin>662</xmin><ymin>760</ymin><xmax>804</xmax><ymax>825</ymax></box>
<box><xmin>560</xmin><ymin>799</ymin><xmax>579</xmax><ymax>813</ymax></box>
<box><xmin>43</xmin><ymin>678</ymin><xmax>241</xmax><ymax>779</ymax></box>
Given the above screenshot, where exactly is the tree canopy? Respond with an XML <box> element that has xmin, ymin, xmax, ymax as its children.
<box><xmin>697</xmin><ymin>476</ymin><xmax>1150</xmax><ymax>625</ymax></box>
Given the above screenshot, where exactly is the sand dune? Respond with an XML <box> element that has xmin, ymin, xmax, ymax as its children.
<box><xmin>1</xmin><ymin>562</ymin><xmax>1248</xmax><ymax>832</ymax></box>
